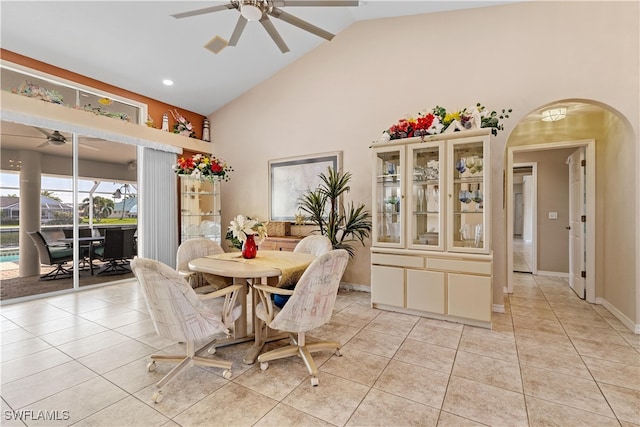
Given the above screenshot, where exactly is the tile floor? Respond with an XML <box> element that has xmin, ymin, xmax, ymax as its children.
<box><xmin>1</xmin><ymin>274</ymin><xmax>639</xmax><ymax>427</ymax></box>
<box><xmin>513</xmin><ymin>237</ymin><xmax>533</xmax><ymax>273</ymax></box>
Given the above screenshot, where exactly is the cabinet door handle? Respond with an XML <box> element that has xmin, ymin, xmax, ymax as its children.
<box><xmin>565</xmin><ymin>226</ymin><xmax>571</xmax><ymax>230</ymax></box>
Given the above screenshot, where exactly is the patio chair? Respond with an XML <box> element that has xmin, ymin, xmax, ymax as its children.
<box><xmin>27</xmin><ymin>231</ymin><xmax>74</xmax><ymax>280</ymax></box>
<box><xmin>94</xmin><ymin>228</ymin><xmax>137</xmax><ymax>274</ymax></box>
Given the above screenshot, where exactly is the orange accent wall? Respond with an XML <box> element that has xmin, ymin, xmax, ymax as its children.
<box><xmin>1</xmin><ymin>49</ymin><xmax>205</xmax><ymax>139</ymax></box>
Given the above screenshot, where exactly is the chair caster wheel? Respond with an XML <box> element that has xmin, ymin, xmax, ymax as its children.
<box><xmin>207</xmin><ymin>346</ymin><xmax>216</xmax><ymax>355</ymax></box>
<box><xmin>310</xmin><ymin>376</ymin><xmax>319</xmax><ymax>386</ymax></box>
<box><xmin>335</xmin><ymin>349</ymin><xmax>342</xmax><ymax>357</ymax></box>
<box><xmin>260</xmin><ymin>362</ymin><xmax>268</xmax><ymax>371</ymax></box>
<box><xmin>223</xmin><ymin>369</ymin><xmax>232</xmax><ymax>379</ymax></box>
<box><xmin>151</xmin><ymin>391</ymin><xmax>163</xmax><ymax>403</ymax></box>
<box><xmin>147</xmin><ymin>362</ymin><xmax>156</xmax><ymax>372</ymax></box>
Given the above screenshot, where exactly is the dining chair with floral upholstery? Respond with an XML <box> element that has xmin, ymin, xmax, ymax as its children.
<box><xmin>252</xmin><ymin>249</ymin><xmax>349</xmax><ymax>386</ymax></box>
<box><xmin>293</xmin><ymin>235</ymin><xmax>333</xmax><ymax>257</ymax></box>
<box><xmin>271</xmin><ymin>234</ymin><xmax>334</xmax><ymax>308</ymax></box>
<box><xmin>131</xmin><ymin>257</ymin><xmax>242</xmax><ymax>403</ymax></box>
<box><xmin>176</xmin><ymin>238</ymin><xmax>233</xmax><ymax>293</ymax></box>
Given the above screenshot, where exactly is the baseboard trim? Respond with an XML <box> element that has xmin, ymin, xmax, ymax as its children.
<box><xmin>597</xmin><ymin>297</ymin><xmax>639</xmax><ymax>334</ymax></box>
<box><xmin>340</xmin><ymin>282</ymin><xmax>370</xmax><ymax>293</ymax></box>
<box><xmin>536</xmin><ymin>270</ymin><xmax>569</xmax><ymax>278</ymax></box>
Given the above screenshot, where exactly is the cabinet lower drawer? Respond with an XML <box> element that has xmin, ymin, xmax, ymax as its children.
<box><xmin>260</xmin><ymin>237</ymin><xmax>301</xmax><ymax>252</ymax></box>
<box><xmin>426</xmin><ymin>257</ymin><xmax>491</xmax><ymax>275</ymax></box>
<box><xmin>371</xmin><ymin>253</ymin><xmax>424</xmax><ymax>268</ymax></box>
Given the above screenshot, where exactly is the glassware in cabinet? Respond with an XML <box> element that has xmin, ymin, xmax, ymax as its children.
<box><xmin>447</xmin><ymin>137</ymin><xmax>489</xmax><ymax>253</ymax></box>
<box><xmin>372</xmin><ymin>146</ymin><xmax>404</xmax><ymax>246</ymax></box>
<box><xmin>179</xmin><ymin>176</ymin><xmax>221</xmax><ymax>243</ymax></box>
<box><xmin>408</xmin><ymin>141</ymin><xmax>443</xmax><ymax>250</ymax></box>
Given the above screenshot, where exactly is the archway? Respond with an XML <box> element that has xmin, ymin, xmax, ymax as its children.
<box><xmin>504</xmin><ymin>99</ymin><xmax>639</xmax><ymax>331</ymax></box>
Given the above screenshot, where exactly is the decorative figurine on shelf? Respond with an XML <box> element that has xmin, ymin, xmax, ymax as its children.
<box><xmin>145</xmin><ymin>115</ymin><xmax>155</xmax><ymax>128</ymax></box>
<box><xmin>171</xmin><ymin>109</ymin><xmax>196</xmax><ymax>138</ymax></box>
<box><xmin>161</xmin><ymin>113</ymin><xmax>169</xmax><ymax>131</ymax></box>
<box><xmin>202</xmin><ymin>118</ymin><xmax>211</xmax><ymax>142</ymax></box>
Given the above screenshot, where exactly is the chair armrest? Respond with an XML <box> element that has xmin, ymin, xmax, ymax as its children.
<box><xmin>253</xmin><ymin>284</ymin><xmax>294</xmax><ymax>296</ymax></box>
<box><xmin>198</xmin><ymin>284</ymin><xmax>243</xmax><ymax>301</ymax></box>
<box><xmin>178</xmin><ymin>270</ymin><xmax>195</xmax><ymax>284</ymax></box>
<box><xmin>252</xmin><ymin>284</ymin><xmax>293</xmax><ymax>325</ymax></box>
<box><xmin>199</xmin><ymin>284</ymin><xmax>243</xmax><ymax>329</ymax></box>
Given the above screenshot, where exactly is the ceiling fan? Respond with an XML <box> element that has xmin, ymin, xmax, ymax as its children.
<box><xmin>171</xmin><ymin>0</ymin><xmax>359</xmax><ymax>53</ymax></box>
<box><xmin>35</xmin><ymin>127</ymin><xmax>66</xmax><ymax>147</ymax></box>
<box><xmin>1</xmin><ymin>126</ymin><xmax>101</xmax><ymax>151</ymax></box>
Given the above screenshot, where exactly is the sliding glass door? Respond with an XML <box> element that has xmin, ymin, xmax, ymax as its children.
<box><xmin>0</xmin><ymin>121</ymin><xmax>137</xmax><ymax>301</ymax></box>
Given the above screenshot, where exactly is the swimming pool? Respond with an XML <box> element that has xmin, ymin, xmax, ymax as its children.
<box><xmin>0</xmin><ymin>254</ymin><xmax>19</xmax><ymax>263</ymax></box>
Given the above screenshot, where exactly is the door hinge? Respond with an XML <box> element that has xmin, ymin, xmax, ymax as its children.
<box><xmin>581</xmin><ymin>159</ymin><xmax>586</xmax><ymax>167</ymax></box>
<box><xmin>581</xmin><ymin>215</ymin><xmax>586</xmax><ymax>222</ymax></box>
<box><xmin>581</xmin><ymin>270</ymin><xmax>586</xmax><ymax>278</ymax></box>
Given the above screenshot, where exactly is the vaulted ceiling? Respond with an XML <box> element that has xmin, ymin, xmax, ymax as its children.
<box><xmin>1</xmin><ymin>1</ymin><xmax>515</xmax><ymax>115</ymax></box>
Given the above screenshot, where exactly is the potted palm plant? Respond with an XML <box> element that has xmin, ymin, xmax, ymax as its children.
<box><xmin>298</xmin><ymin>167</ymin><xmax>371</xmax><ymax>258</ymax></box>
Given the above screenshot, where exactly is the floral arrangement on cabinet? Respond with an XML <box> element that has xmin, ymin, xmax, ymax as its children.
<box><xmin>173</xmin><ymin>153</ymin><xmax>233</xmax><ymax>181</ymax></box>
<box><xmin>226</xmin><ymin>215</ymin><xmax>268</xmax><ymax>249</ymax></box>
<box><xmin>381</xmin><ymin>103</ymin><xmax>512</xmax><ymax>141</ymax></box>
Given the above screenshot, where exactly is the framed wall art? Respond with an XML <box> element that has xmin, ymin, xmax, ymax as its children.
<box><xmin>268</xmin><ymin>151</ymin><xmax>342</xmax><ymax>221</ymax></box>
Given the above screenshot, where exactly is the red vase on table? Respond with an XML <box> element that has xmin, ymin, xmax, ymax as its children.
<box><xmin>242</xmin><ymin>234</ymin><xmax>257</xmax><ymax>259</ymax></box>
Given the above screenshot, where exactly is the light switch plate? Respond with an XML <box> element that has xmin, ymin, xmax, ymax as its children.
<box><xmin>548</xmin><ymin>212</ymin><xmax>558</xmax><ymax>219</ymax></box>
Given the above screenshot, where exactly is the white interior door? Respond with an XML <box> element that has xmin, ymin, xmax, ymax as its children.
<box><xmin>514</xmin><ymin>192</ymin><xmax>524</xmax><ymax>235</ymax></box>
<box><xmin>567</xmin><ymin>148</ymin><xmax>586</xmax><ymax>299</ymax></box>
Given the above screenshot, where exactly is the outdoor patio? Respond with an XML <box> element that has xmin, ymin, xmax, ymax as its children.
<box><xmin>0</xmin><ymin>260</ymin><xmax>133</xmax><ymax>301</ymax></box>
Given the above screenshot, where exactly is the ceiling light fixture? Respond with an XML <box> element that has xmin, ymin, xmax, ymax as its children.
<box><xmin>541</xmin><ymin>107</ymin><xmax>567</xmax><ymax>122</ymax></box>
<box><xmin>240</xmin><ymin>1</ymin><xmax>264</xmax><ymax>21</ymax></box>
<box><xmin>162</xmin><ymin>79</ymin><xmax>174</xmax><ymax>86</ymax></box>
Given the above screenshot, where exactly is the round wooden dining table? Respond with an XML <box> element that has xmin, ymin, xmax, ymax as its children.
<box><xmin>188</xmin><ymin>250</ymin><xmax>315</xmax><ymax>364</ymax></box>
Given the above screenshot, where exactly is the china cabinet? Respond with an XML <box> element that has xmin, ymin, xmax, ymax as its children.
<box><xmin>370</xmin><ymin>129</ymin><xmax>493</xmax><ymax>327</ymax></box>
<box><xmin>179</xmin><ymin>176</ymin><xmax>221</xmax><ymax>243</ymax></box>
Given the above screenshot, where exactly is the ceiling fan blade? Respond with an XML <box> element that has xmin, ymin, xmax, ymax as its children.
<box><xmin>36</xmin><ymin>141</ymin><xmax>49</xmax><ymax>148</ymax></box>
<box><xmin>34</xmin><ymin>126</ymin><xmax>53</xmax><ymax>138</ymax></box>
<box><xmin>3</xmin><ymin>133</ymin><xmax>40</xmax><ymax>139</ymax></box>
<box><xmin>259</xmin><ymin>15</ymin><xmax>290</xmax><ymax>53</ymax></box>
<box><xmin>228</xmin><ymin>15</ymin><xmax>248</xmax><ymax>46</ymax></box>
<box><xmin>269</xmin><ymin>8</ymin><xmax>334</xmax><ymax>41</ymax></box>
<box><xmin>79</xmin><ymin>143</ymin><xmax>101</xmax><ymax>151</ymax></box>
<box><xmin>273</xmin><ymin>1</ymin><xmax>359</xmax><ymax>6</ymax></box>
<box><xmin>171</xmin><ymin>3</ymin><xmax>235</xmax><ymax>19</ymax></box>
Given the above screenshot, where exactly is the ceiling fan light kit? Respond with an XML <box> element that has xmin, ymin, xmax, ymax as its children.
<box><xmin>172</xmin><ymin>0</ymin><xmax>359</xmax><ymax>54</ymax></box>
<box><xmin>240</xmin><ymin>1</ymin><xmax>264</xmax><ymax>21</ymax></box>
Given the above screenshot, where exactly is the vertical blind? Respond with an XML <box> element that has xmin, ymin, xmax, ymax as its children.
<box><xmin>138</xmin><ymin>147</ymin><xmax>178</xmax><ymax>268</ymax></box>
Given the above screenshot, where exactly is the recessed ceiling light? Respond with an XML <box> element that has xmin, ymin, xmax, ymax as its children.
<box><xmin>162</xmin><ymin>79</ymin><xmax>174</xmax><ymax>86</ymax></box>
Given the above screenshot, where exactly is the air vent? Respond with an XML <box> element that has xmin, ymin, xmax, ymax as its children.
<box><xmin>204</xmin><ymin>35</ymin><xmax>229</xmax><ymax>55</ymax></box>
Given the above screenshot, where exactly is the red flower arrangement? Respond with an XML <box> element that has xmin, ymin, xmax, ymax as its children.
<box><xmin>381</xmin><ymin>103</ymin><xmax>512</xmax><ymax>142</ymax></box>
<box><xmin>173</xmin><ymin>153</ymin><xmax>233</xmax><ymax>182</ymax></box>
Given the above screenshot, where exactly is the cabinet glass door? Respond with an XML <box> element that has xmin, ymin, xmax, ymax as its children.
<box><xmin>448</xmin><ymin>138</ymin><xmax>488</xmax><ymax>252</ymax></box>
<box><xmin>408</xmin><ymin>141</ymin><xmax>443</xmax><ymax>250</ymax></box>
<box><xmin>373</xmin><ymin>147</ymin><xmax>404</xmax><ymax>246</ymax></box>
<box><xmin>180</xmin><ymin>176</ymin><xmax>221</xmax><ymax>243</ymax></box>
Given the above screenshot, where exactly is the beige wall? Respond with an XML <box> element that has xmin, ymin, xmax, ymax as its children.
<box><xmin>601</xmin><ymin>110</ymin><xmax>637</xmax><ymax>321</ymax></box>
<box><xmin>514</xmin><ymin>148</ymin><xmax>576</xmax><ymax>274</ymax></box>
<box><xmin>210</xmin><ymin>2</ymin><xmax>639</xmax><ymax>323</ymax></box>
